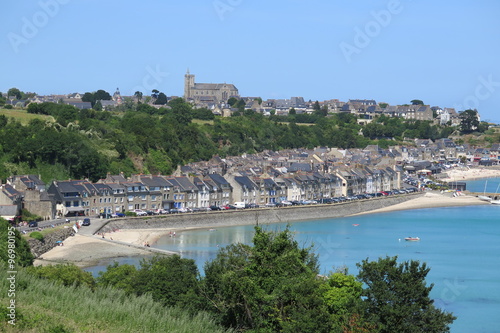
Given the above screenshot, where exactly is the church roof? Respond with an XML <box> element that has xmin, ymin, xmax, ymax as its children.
<box><xmin>193</xmin><ymin>83</ymin><xmax>237</xmax><ymax>90</ymax></box>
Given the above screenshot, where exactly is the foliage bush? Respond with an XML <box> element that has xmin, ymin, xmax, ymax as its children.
<box><xmin>29</xmin><ymin>231</ymin><xmax>44</xmax><ymax>241</ymax></box>
<box><xmin>0</xmin><ymin>262</ymin><xmax>231</xmax><ymax>333</ymax></box>
<box><xmin>22</xmin><ymin>208</ymin><xmax>42</xmax><ymax>222</ymax></box>
<box><xmin>124</xmin><ymin>211</ymin><xmax>137</xmax><ymax>217</ymax></box>
<box><xmin>0</xmin><ymin>218</ymin><xmax>34</xmax><ymax>267</ymax></box>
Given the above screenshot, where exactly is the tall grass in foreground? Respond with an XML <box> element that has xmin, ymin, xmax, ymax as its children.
<box><xmin>0</xmin><ymin>264</ymin><xmax>231</xmax><ymax>333</ymax></box>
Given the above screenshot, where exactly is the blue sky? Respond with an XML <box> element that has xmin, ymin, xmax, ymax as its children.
<box><xmin>2</xmin><ymin>0</ymin><xmax>500</xmax><ymax>122</ymax></box>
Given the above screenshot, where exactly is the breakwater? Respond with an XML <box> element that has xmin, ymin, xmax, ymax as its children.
<box><xmin>97</xmin><ymin>193</ymin><xmax>423</xmax><ymax>233</ymax></box>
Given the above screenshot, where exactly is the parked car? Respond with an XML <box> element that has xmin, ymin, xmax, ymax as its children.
<box><xmin>209</xmin><ymin>205</ymin><xmax>222</xmax><ymax>211</ymax></box>
<box><xmin>133</xmin><ymin>209</ymin><xmax>148</xmax><ymax>216</ymax></box>
<box><xmin>82</xmin><ymin>218</ymin><xmax>91</xmax><ymax>226</ymax></box>
<box><xmin>28</xmin><ymin>221</ymin><xmax>38</xmax><ymax>228</ymax></box>
<box><xmin>233</xmin><ymin>202</ymin><xmax>246</xmax><ymax>209</ymax></box>
<box><xmin>111</xmin><ymin>212</ymin><xmax>125</xmax><ymax>218</ymax></box>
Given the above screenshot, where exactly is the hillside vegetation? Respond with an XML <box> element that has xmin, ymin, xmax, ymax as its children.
<box><xmin>1</xmin><ymin>99</ymin><xmax>494</xmax><ymax>183</ymax></box>
<box><xmin>0</xmin><ymin>264</ymin><xmax>231</xmax><ymax>333</ymax></box>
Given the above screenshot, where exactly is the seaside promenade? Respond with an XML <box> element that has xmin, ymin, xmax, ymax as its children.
<box><xmin>33</xmin><ymin>188</ymin><xmax>490</xmax><ymax>268</ymax></box>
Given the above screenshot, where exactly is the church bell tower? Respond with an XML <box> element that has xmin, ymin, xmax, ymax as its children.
<box><xmin>184</xmin><ymin>69</ymin><xmax>195</xmax><ymax>100</ymax></box>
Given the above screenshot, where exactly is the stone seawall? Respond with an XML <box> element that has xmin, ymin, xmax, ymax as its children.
<box><xmin>98</xmin><ymin>193</ymin><xmax>423</xmax><ymax>233</ymax></box>
<box><xmin>28</xmin><ymin>228</ymin><xmax>75</xmax><ymax>258</ymax></box>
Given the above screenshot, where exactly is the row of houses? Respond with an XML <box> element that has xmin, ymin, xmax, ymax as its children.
<box><xmin>4</xmin><ymin>88</ymin><xmax>469</xmax><ymax>126</ymax></box>
<box><xmin>2</xmin><ymin>139</ymin><xmax>498</xmax><ymax>221</ymax></box>
<box><xmin>0</xmin><ymin>165</ymin><xmax>400</xmax><ymax>220</ymax></box>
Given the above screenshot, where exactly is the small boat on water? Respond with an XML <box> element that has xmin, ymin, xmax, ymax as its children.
<box><xmin>404</xmin><ymin>237</ymin><xmax>420</xmax><ymax>241</ymax></box>
<box><xmin>491</xmin><ymin>200</ymin><xmax>500</xmax><ymax>205</ymax></box>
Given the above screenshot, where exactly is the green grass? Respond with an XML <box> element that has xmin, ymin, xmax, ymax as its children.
<box><xmin>0</xmin><ymin>264</ymin><xmax>232</xmax><ymax>333</ymax></box>
<box><xmin>0</xmin><ymin>108</ymin><xmax>54</xmax><ymax>125</ymax></box>
<box><xmin>192</xmin><ymin>119</ymin><xmax>214</xmax><ymax>126</ymax></box>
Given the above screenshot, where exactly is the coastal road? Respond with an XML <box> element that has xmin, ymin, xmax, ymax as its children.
<box><xmin>17</xmin><ymin>216</ymin><xmax>109</xmax><ymax>236</ymax></box>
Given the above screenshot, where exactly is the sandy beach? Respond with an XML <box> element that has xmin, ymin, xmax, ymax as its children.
<box><xmin>439</xmin><ymin>166</ymin><xmax>500</xmax><ymax>182</ymax></box>
<box><xmin>353</xmin><ymin>191</ymin><xmax>489</xmax><ymax>216</ymax></box>
<box><xmin>35</xmin><ymin>228</ymin><xmax>183</xmax><ymax>268</ymax></box>
<box><xmin>34</xmin><ymin>233</ymin><xmax>160</xmax><ymax>268</ymax></box>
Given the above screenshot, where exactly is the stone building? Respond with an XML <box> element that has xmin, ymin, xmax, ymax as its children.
<box><xmin>184</xmin><ymin>70</ymin><xmax>239</xmax><ymax>105</ymax></box>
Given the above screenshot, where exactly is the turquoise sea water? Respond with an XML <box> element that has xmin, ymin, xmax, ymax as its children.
<box><xmin>464</xmin><ymin>177</ymin><xmax>500</xmax><ymax>194</ymax></box>
<box><xmin>151</xmin><ymin>204</ymin><xmax>500</xmax><ymax>333</ymax></box>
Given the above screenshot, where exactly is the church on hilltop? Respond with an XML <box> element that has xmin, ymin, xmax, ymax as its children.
<box><xmin>184</xmin><ymin>70</ymin><xmax>239</xmax><ymax>105</ymax></box>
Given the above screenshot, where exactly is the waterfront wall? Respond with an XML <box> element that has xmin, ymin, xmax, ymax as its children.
<box><xmin>98</xmin><ymin>193</ymin><xmax>423</xmax><ymax>233</ymax></box>
<box><xmin>29</xmin><ymin>228</ymin><xmax>74</xmax><ymax>258</ymax></box>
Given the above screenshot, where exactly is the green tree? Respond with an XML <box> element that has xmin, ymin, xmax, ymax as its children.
<box><xmin>313</xmin><ymin>100</ymin><xmax>321</xmax><ymax>112</ymax></box>
<box><xmin>81</xmin><ymin>92</ymin><xmax>95</xmax><ymax>106</ymax></box>
<box><xmin>357</xmin><ymin>256</ymin><xmax>455</xmax><ymax>333</ymax></box>
<box><xmin>227</xmin><ymin>97</ymin><xmax>238</xmax><ymax>106</ymax></box>
<box><xmin>27</xmin><ymin>263</ymin><xmax>96</xmax><ymax>290</ymax></box>
<box><xmin>94</xmin><ymin>89</ymin><xmax>112</xmax><ymax>101</ymax></box>
<box><xmin>93</xmin><ymin>100</ymin><xmax>103</xmax><ymax>111</ymax></box>
<box><xmin>459</xmin><ymin>109</ymin><xmax>480</xmax><ymax>134</ymax></box>
<box><xmin>0</xmin><ymin>218</ymin><xmax>34</xmax><ymax>267</ymax></box>
<box><xmin>151</xmin><ymin>89</ymin><xmax>160</xmax><ymax>100</ymax></box>
<box><xmin>134</xmin><ymin>91</ymin><xmax>143</xmax><ymax>103</ymax></box>
<box><xmin>321</xmin><ymin>270</ymin><xmax>381</xmax><ymax>333</ymax></box>
<box><xmin>168</xmin><ymin>98</ymin><xmax>193</xmax><ymax>126</ymax></box>
<box><xmin>133</xmin><ymin>255</ymin><xmax>201</xmax><ymax>310</ymax></box>
<box><xmin>97</xmin><ymin>262</ymin><xmax>138</xmax><ymax>294</ymax></box>
<box><xmin>154</xmin><ymin>92</ymin><xmax>167</xmax><ymax>105</ymax></box>
<box><xmin>202</xmin><ymin>226</ymin><xmax>331</xmax><ymax>332</ymax></box>
<box><xmin>411</xmin><ymin>99</ymin><xmax>424</xmax><ymax>105</ymax></box>
<box><xmin>7</xmin><ymin>87</ymin><xmax>22</xmax><ymax>100</ymax></box>
<box><xmin>192</xmin><ymin>107</ymin><xmax>215</xmax><ymax>120</ymax></box>
<box><xmin>0</xmin><ymin>114</ymin><xmax>8</xmax><ymax>128</ymax></box>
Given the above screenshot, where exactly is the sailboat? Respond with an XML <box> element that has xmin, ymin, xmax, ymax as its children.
<box><xmin>490</xmin><ymin>183</ymin><xmax>500</xmax><ymax>205</ymax></box>
<box><xmin>478</xmin><ymin>180</ymin><xmax>492</xmax><ymax>202</ymax></box>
